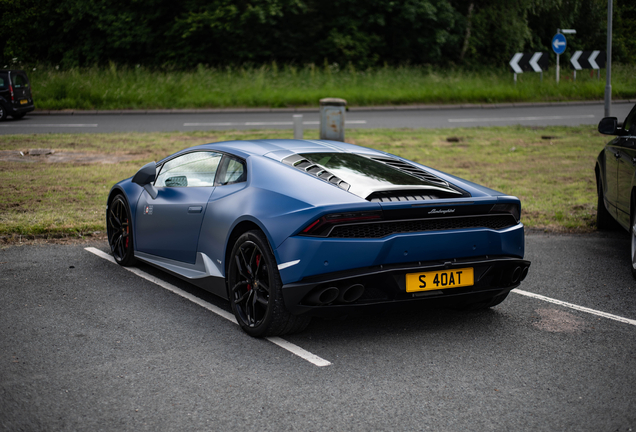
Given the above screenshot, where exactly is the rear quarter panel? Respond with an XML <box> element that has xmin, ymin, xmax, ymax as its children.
<box><xmin>196</xmin><ymin>154</ymin><xmax>381</xmax><ymax>276</ymax></box>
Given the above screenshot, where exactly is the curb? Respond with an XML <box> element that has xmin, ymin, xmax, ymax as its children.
<box><xmin>28</xmin><ymin>99</ymin><xmax>635</xmax><ymax>116</ymax></box>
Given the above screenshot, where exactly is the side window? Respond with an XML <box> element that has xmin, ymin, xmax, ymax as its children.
<box><xmin>218</xmin><ymin>157</ymin><xmax>247</xmax><ymax>185</ymax></box>
<box><xmin>155</xmin><ymin>152</ymin><xmax>222</xmax><ymax>187</ymax></box>
<box><xmin>0</xmin><ymin>74</ymin><xmax>6</xmax><ymax>89</ymax></box>
<box><xmin>623</xmin><ymin>105</ymin><xmax>636</xmax><ymax>135</ymax></box>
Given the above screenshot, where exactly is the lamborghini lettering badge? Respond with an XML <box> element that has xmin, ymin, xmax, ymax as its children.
<box><xmin>428</xmin><ymin>208</ymin><xmax>455</xmax><ymax>215</ymax></box>
<box><xmin>144</xmin><ymin>205</ymin><xmax>153</xmax><ymax>215</ymax></box>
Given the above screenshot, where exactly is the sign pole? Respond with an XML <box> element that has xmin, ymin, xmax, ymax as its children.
<box><xmin>556</xmin><ymin>53</ymin><xmax>560</xmax><ymax>84</ymax></box>
<box><xmin>604</xmin><ymin>0</ymin><xmax>613</xmax><ymax>117</ymax></box>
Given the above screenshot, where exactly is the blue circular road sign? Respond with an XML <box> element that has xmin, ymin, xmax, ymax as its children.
<box><xmin>552</xmin><ymin>33</ymin><xmax>567</xmax><ymax>55</ymax></box>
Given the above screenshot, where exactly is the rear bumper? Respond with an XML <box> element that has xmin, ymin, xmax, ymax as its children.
<box><xmin>9</xmin><ymin>102</ymin><xmax>35</xmax><ymax>115</ymax></box>
<box><xmin>282</xmin><ymin>256</ymin><xmax>530</xmax><ymax>316</ymax></box>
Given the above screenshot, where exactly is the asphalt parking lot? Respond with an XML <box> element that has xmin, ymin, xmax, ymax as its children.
<box><xmin>1</xmin><ymin>232</ymin><xmax>635</xmax><ymax>431</ymax></box>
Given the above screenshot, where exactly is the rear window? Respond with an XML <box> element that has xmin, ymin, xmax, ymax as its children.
<box><xmin>11</xmin><ymin>74</ymin><xmax>29</xmax><ymax>89</ymax></box>
<box><xmin>300</xmin><ymin>152</ymin><xmax>430</xmax><ymax>190</ymax></box>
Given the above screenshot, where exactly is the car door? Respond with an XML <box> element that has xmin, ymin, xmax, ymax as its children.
<box><xmin>616</xmin><ymin>106</ymin><xmax>636</xmax><ymax>228</ymax></box>
<box><xmin>604</xmin><ymin>142</ymin><xmax>621</xmax><ymax>219</ymax></box>
<box><xmin>135</xmin><ymin>151</ymin><xmax>222</xmax><ymax>264</ymax></box>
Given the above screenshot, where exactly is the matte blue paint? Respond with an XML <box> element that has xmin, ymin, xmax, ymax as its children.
<box><xmin>108</xmin><ymin>138</ymin><xmax>528</xmax><ymax>309</ymax></box>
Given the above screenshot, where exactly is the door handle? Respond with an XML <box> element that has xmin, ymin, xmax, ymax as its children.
<box><xmin>188</xmin><ymin>206</ymin><xmax>203</xmax><ymax>213</ymax></box>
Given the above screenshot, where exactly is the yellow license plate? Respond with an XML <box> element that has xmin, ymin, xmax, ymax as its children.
<box><xmin>406</xmin><ymin>267</ymin><xmax>474</xmax><ymax>292</ymax></box>
<box><xmin>20</xmin><ymin>99</ymin><xmax>28</xmax><ymax>105</ymax></box>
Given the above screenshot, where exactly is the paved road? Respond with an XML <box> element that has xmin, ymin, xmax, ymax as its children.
<box><xmin>0</xmin><ymin>102</ymin><xmax>632</xmax><ymax>134</ymax></box>
<box><xmin>1</xmin><ymin>232</ymin><xmax>635</xmax><ymax>431</ymax></box>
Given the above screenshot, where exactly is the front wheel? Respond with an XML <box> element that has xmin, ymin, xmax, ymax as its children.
<box><xmin>228</xmin><ymin>230</ymin><xmax>310</xmax><ymax>337</ymax></box>
<box><xmin>107</xmin><ymin>195</ymin><xmax>137</xmax><ymax>266</ymax></box>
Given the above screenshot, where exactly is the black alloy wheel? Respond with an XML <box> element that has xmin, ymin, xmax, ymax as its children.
<box><xmin>228</xmin><ymin>230</ymin><xmax>310</xmax><ymax>337</ymax></box>
<box><xmin>0</xmin><ymin>105</ymin><xmax>6</xmax><ymax>121</ymax></box>
<box><xmin>107</xmin><ymin>195</ymin><xmax>137</xmax><ymax>266</ymax></box>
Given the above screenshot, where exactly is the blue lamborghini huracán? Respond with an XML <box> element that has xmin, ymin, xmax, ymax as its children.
<box><xmin>107</xmin><ymin>139</ymin><xmax>530</xmax><ymax>337</ymax></box>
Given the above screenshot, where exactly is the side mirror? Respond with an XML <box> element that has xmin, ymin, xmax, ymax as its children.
<box><xmin>132</xmin><ymin>161</ymin><xmax>158</xmax><ymax>199</ymax></box>
<box><xmin>132</xmin><ymin>162</ymin><xmax>157</xmax><ymax>186</ymax></box>
<box><xmin>598</xmin><ymin>117</ymin><xmax>620</xmax><ymax>135</ymax></box>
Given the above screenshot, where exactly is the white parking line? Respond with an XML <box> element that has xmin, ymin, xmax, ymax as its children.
<box><xmin>448</xmin><ymin>114</ymin><xmax>595</xmax><ymax>123</ymax></box>
<box><xmin>513</xmin><ymin>288</ymin><xmax>636</xmax><ymax>326</ymax></box>
<box><xmin>85</xmin><ymin>247</ymin><xmax>332</xmax><ymax>367</ymax></box>
<box><xmin>183</xmin><ymin>120</ymin><xmax>366</xmax><ymax>126</ymax></box>
<box><xmin>0</xmin><ymin>123</ymin><xmax>99</xmax><ymax>127</ymax></box>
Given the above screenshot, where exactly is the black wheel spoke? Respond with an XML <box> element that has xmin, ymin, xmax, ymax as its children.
<box><xmin>240</xmin><ymin>247</ymin><xmax>253</xmax><ymax>276</ymax></box>
<box><xmin>249</xmin><ymin>247</ymin><xmax>258</xmax><ymax>274</ymax></box>
<box><xmin>257</xmin><ymin>280</ymin><xmax>269</xmax><ymax>294</ymax></box>
<box><xmin>245</xmin><ymin>290</ymin><xmax>255</xmax><ymax>325</ymax></box>
<box><xmin>117</xmin><ymin>234</ymin><xmax>126</xmax><ymax>257</ymax></box>
<box><xmin>234</xmin><ymin>255</ymin><xmax>250</xmax><ymax>280</ymax></box>
<box><xmin>232</xmin><ymin>282</ymin><xmax>250</xmax><ymax>304</ymax></box>
<box><xmin>254</xmin><ymin>290</ymin><xmax>269</xmax><ymax>306</ymax></box>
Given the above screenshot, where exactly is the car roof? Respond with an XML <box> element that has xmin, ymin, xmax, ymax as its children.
<box><xmin>192</xmin><ymin>139</ymin><xmax>380</xmax><ymax>160</ymax></box>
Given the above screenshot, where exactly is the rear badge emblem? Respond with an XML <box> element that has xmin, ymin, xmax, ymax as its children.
<box><xmin>144</xmin><ymin>205</ymin><xmax>153</xmax><ymax>215</ymax></box>
<box><xmin>429</xmin><ymin>208</ymin><xmax>455</xmax><ymax>215</ymax></box>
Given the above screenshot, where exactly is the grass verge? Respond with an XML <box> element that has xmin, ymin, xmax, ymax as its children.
<box><xmin>0</xmin><ymin>125</ymin><xmax>608</xmax><ymax>240</ymax></box>
<box><xmin>28</xmin><ymin>63</ymin><xmax>636</xmax><ymax>110</ymax></box>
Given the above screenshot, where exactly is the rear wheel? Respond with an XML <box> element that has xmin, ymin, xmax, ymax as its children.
<box><xmin>0</xmin><ymin>105</ymin><xmax>6</xmax><ymax>121</ymax></box>
<box><xmin>107</xmin><ymin>195</ymin><xmax>137</xmax><ymax>266</ymax></box>
<box><xmin>228</xmin><ymin>230</ymin><xmax>310</xmax><ymax>337</ymax></box>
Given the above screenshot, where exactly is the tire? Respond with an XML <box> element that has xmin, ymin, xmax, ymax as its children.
<box><xmin>107</xmin><ymin>195</ymin><xmax>137</xmax><ymax>266</ymax></box>
<box><xmin>0</xmin><ymin>105</ymin><xmax>6</xmax><ymax>121</ymax></box>
<box><xmin>11</xmin><ymin>112</ymin><xmax>26</xmax><ymax>120</ymax></box>
<box><xmin>631</xmin><ymin>201</ymin><xmax>636</xmax><ymax>280</ymax></box>
<box><xmin>596</xmin><ymin>177</ymin><xmax>617</xmax><ymax>230</ymax></box>
<box><xmin>453</xmin><ymin>291</ymin><xmax>510</xmax><ymax>311</ymax></box>
<box><xmin>228</xmin><ymin>230</ymin><xmax>310</xmax><ymax>337</ymax></box>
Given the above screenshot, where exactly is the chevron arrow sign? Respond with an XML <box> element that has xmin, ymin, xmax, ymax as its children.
<box><xmin>509</xmin><ymin>52</ymin><xmax>549</xmax><ymax>73</ymax></box>
<box><xmin>570</xmin><ymin>51</ymin><xmax>606</xmax><ymax>70</ymax></box>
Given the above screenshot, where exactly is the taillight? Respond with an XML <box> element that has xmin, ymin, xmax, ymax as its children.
<box><xmin>301</xmin><ymin>211</ymin><xmax>382</xmax><ymax>236</ymax></box>
<box><xmin>490</xmin><ymin>203</ymin><xmax>520</xmax><ymax>222</ymax></box>
<box><xmin>9</xmin><ymin>85</ymin><xmax>14</xmax><ymax>102</ymax></box>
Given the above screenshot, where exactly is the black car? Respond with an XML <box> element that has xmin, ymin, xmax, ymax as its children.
<box><xmin>596</xmin><ymin>103</ymin><xmax>636</xmax><ymax>278</ymax></box>
<box><xmin>0</xmin><ymin>69</ymin><xmax>35</xmax><ymax>121</ymax></box>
